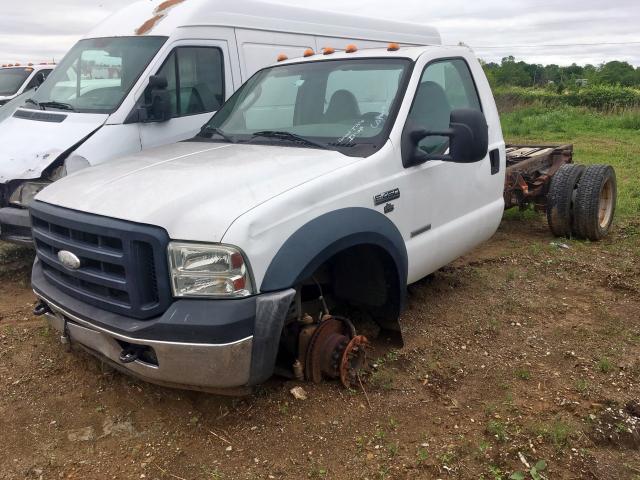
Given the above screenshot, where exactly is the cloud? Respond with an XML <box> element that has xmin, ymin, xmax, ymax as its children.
<box><xmin>0</xmin><ymin>0</ymin><xmax>638</xmax><ymax>66</ymax></box>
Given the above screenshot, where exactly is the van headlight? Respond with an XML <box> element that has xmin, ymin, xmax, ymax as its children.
<box><xmin>9</xmin><ymin>181</ymin><xmax>50</xmax><ymax>207</ymax></box>
<box><xmin>168</xmin><ymin>242</ymin><xmax>254</xmax><ymax>298</ymax></box>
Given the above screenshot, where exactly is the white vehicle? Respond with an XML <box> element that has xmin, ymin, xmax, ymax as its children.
<box><xmin>31</xmin><ymin>43</ymin><xmax>505</xmax><ymax>393</ymax></box>
<box><xmin>32</xmin><ymin>42</ymin><xmax>618</xmax><ymax>394</ymax></box>
<box><xmin>0</xmin><ymin>64</ymin><xmax>54</xmax><ymax>106</ymax></box>
<box><xmin>0</xmin><ymin>0</ymin><xmax>439</xmax><ymax>244</ymax></box>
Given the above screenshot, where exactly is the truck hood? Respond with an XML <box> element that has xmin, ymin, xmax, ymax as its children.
<box><xmin>0</xmin><ymin>109</ymin><xmax>108</xmax><ymax>183</ymax></box>
<box><xmin>37</xmin><ymin>141</ymin><xmax>359</xmax><ymax>242</ymax></box>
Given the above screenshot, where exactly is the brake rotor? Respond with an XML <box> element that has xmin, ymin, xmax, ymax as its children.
<box><xmin>304</xmin><ymin>316</ymin><xmax>368</xmax><ymax>387</ymax></box>
<box><xmin>339</xmin><ymin>335</ymin><xmax>369</xmax><ymax>388</ymax></box>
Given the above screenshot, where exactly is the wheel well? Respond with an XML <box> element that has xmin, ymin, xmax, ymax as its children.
<box><xmin>301</xmin><ymin>244</ymin><xmax>403</xmax><ymax>333</ymax></box>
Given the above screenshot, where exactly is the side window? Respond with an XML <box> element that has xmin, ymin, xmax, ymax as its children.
<box><xmin>154</xmin><ymin>47</ymin><xmax>224</xmax><ymax>118</ymax></box>
<box><xmin>155</xmin><ymin>51</ymin><xmax>178</xmax><ymax>117</ymax></box>
<box><xmin>25</xmin><ymin>69</ymin><xmax>53</xmax><ymax>90</ymax></box>
<box><xmin>407</xmin><ymin>59</ymin><xmax>481</xmax><ymax>154</ymax></box>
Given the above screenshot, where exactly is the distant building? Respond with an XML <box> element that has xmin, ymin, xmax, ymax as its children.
<box><xmin>575</xmin><ymin>78</ymin><xmax>589</xmax><ymax>87</ymax></box>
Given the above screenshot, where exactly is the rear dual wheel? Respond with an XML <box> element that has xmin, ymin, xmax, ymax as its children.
<box><xmin>573</xmin><ymin>165</ymin><xmax>617</xmax><ymax>241</ymax></box>
<box><xmin>546</xmin><ymin>164</ymin><xmax>617</xmax><ymax>241</ymax></box>
<box><xmin>547</xmin><ymin>164</ymin><xmax>584</xmax><ymax>237</ymax></box>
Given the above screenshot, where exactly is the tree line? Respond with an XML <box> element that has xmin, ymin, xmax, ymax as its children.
<box><xmin>482</xmin><ymin>56</ymin><xmax>640</xmax><ymax>89</ymax></box>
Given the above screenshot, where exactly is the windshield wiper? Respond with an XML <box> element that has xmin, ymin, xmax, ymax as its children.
<box><xmin>39</xmin><ymin>101</ymin><xmax>75</xmax><ymax>112</ymax></box>
<box><xmin>199</xmin><ymin>126</ymin><xmax>235</xmax><ymax>143</ymax></box>
<box><xmin>248</xmin><ymin>130</ymin><xmax>329</xmax><ymax>150</ymax></box>
<box><xmin>24</xmin><ymin>98</ymin><xmax>41</xmax><ymax>108</ymax></box>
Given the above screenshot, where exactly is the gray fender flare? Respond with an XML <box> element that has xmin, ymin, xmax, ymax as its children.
<box><xmin>260</xmin><ymin>208</ymin><xmax>408</xmax><ymax>294</ymax></box>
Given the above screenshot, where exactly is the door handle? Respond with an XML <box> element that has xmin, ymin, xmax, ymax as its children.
<box><xmin>489</xmin><ymin>149</ymin><xmax>500</xmax><ymax>175</ymax></box>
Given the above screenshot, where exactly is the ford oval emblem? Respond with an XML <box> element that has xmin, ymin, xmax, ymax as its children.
<box><xmin>58</xmin><ymin>250</ymin><xmax>81</xmax><ymax>270</ymax></box>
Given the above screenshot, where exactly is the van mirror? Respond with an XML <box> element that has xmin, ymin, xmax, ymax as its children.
<box><xmin>402</xmin><ymin>108</ymin><xmax>489</xmax><ymax>167</ymax></box>
<box><xmin>144</xmin><ymin>75</ymin><xmax>171</xmax><ymax>122</ymax></box>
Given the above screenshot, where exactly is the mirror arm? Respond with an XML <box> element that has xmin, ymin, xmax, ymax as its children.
<box><xmin>421</xmin><ymin>153</ymin><xmax>452</xmax><ymax>161</ymax></box>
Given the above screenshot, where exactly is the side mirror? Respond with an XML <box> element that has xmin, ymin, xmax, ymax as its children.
<box><xmin>143</xmin><ymin>75</ymin><xmax>171</xmax><ymax>122</ymax></box>
<box><xmin>402</xmin><ymin>108</ymin><xmax>489</xmax><ymax>167</ymax></box>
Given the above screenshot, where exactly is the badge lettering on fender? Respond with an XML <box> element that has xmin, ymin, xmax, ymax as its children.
<box><xmin>374</xmin><ymin>188</ymin><xmax>400</xmax><ymax>206</ymax></box>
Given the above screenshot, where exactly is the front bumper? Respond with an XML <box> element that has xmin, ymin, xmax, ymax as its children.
<box><xmin>0</xmin><ymin>206</ymin><xmax>32</xmax><ymax>245</ymax></box>
<box><xmin>33</xmin><ymin>260</ymin><xmax>295</xmax><ymax>393</ymax></box>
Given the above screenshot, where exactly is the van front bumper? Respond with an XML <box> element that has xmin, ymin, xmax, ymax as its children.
<box><xmin>32</xmin><ymin>260</ymin><xmax>295</xmax><ymax>393</ymax></box>
<box><xmin>0</xmin><ymin>206</ymin><xmax>32</xmax><ymax>245</ymax></box>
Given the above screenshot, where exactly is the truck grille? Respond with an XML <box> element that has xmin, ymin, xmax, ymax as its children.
<box><xmin>30</xmin><ymin>201</ymin><xmax>171</xmax><ymax>320</ymax></box>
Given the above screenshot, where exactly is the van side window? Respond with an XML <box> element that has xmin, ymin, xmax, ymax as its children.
<box><xmin>407</xmin><ymin>59</ymin><xmax>481</xmax><ymax>154</ymax></box>
<box><xmin>155</xmin><ymin>47</ymin><xmax>224</xmax><ymax>118</ymax></box>
<box><xmin>25</xmin><ymin>69</ymin><xmax>53</xmax><ymax>91</ymax></box>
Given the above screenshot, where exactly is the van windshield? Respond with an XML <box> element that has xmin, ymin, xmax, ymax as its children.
<box><xmin>0</xmin><ymin>68</ymin><xmax>32</xmax><ymax>96</ymax></box>
<box><xmin>204</xmin><ymin>58</ymin><xmax>411</xmax><ymax>156</ymax></box>
<box><xmin>29</xmin><ymin>36</ymin><xmax>167</xmax><ymax>113</ymax></box>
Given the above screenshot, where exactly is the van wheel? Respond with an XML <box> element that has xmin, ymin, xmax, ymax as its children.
<box><xmin>546</xmin><ymin>164</ymin><xmax>584</xmax><ymax>238</ymax></box>
<box><xmin>572</xmin><ymin>165</ymin><xmax>617</xmax><ymax>241</ymax></box>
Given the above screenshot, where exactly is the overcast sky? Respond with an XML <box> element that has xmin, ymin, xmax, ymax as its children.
<box><xmin>1</xmin><ymin>0</ymin><xmax>638</xmax><ymax>67</ymax></box>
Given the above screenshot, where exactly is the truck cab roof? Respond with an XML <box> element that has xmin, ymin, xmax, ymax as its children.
<box><xmin>275</xmin><ymin>44</ymin><xmax>471</xmax><ymax>65</ymax></box>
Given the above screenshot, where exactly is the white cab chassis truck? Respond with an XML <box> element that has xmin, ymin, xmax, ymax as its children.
<box><xmin>0</xmin><ymin>0</ymin><xmax>439</xmax><ymax>245</ymax></box>
<box><xmin>31</xmin><ymin>44</ymin><xmax>617</xmax><ymax>394</ymax></box>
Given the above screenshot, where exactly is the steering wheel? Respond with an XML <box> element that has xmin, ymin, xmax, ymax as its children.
<box><xmin>359</xmin><ymin>111</ymin><xmax>387</xmax><ymax>128</ymax></box>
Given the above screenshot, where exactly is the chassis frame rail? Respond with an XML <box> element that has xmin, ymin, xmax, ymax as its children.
<box><xmin>504</xmin><ymin>144</ymin><xmax>573</xmax><ymax>210</ymax></box>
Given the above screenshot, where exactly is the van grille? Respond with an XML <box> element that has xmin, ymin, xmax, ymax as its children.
<box><xmin>30</xmin><ymin>201</ymin><xmax>171</xmax><ymax>319</ymax></box>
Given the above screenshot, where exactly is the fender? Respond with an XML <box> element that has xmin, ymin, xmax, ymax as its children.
<box><xmin>260</xmin><ymin>207</ymin><xmax>408</xmax><ymax>293</ymax></box>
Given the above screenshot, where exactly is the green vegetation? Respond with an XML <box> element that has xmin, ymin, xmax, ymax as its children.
<box><xmin>500</xmin><ymin>106</ymin><xmax>640</xmax><ymax>218</ymax></box>
<box><xmin>483</xmin><ymin>56</ymin><xmax>640</xmax><ymax>89</ymax></box>
<box><xmin>515</xmin><ymin>368</ymin><xmax>532</xmax><ymax>381</ymax></box>
<box><xmin>494</xmin><ymin>85</ymin><xmax>640</xmax><ymax>111</ymax></box>
<box><xmin>531</xmin><ymin>419</ymin><xmax>575</xmax><ymax>449</ymax></box>
<box><xmin>486</xmin><ymin>420</ymin><xmax>508</xmax><ymax>442</ymax></box>
<box><xmin>597</xmin><ymin>357</ymin><xmax>614</xmax><ymax>373</ymax></box>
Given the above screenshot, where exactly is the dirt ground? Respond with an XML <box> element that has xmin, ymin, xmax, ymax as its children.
<box><xmin>1</xmin><ymin>214</ymin><xmax>639</xmax><ymax>480</ymax></box>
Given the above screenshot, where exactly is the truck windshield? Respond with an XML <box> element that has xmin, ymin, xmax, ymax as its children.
<box><xmin>29</xmin><ymin>36</ymin><xmax>167</xmax><ymax>113</ymax></box>
<box><xmin>0</xmin><ymin>68</ymin><xmax>32</xmax><ymax>96</ymax></box>
<box><xmin>204</xmin><ymin>58</ymin><xmax>411</xmax><ymax>156</ymax></box>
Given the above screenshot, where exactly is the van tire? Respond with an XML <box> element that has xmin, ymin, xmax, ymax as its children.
<box><xmin>572</xmin><ymin>165</ymin><xmax>617</xmax><ymax>241</ymax></box>
<box><xmin>546</xmin><ymin>164</ymin><xmax>584</xmax><ymax>238</ymax></box>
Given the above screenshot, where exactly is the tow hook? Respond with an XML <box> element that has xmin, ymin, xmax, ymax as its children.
<box><xmin>33</xmin><ymin>301</ymin><xmax>51</xmax><ymax>317</ymax></box>
<box><xmin>119</xmin><ymin>345</ymin><xmax>145</xmax><ymax>364</ymax></box>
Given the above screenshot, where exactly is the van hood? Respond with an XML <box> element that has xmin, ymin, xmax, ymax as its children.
<box><xmin>0</xmin><ymin>109</ymin><xmax>108</xmax><ymax>183</ymax></box>
<box><xmin>36</xmin><ymin>140</ymin><xmax>359</xmax><ymax>242</ymax></box>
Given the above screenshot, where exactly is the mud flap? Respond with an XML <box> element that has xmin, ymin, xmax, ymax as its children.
<box><xmin>248</xmin><ymin>288</ymin><xmax>296</xmax><ymax>385</ymax></box>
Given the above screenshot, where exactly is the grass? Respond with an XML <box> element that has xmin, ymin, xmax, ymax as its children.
<box><xmin>597</xmin><ymin>357</ymin><xmax>614</xmax><ymax>373</ymax></box>
<box><xmin>486</xmin><ymin>420</ymin><xmax>508</xmax><ymax>442</ymax></box>
<box><xmin>500</xmin><ymin>106</ymin><xmax>640</xmax><ymax>218</ymax></box>
<box><xmin>530</xmin><ymin>419</ymin><xmax>576</xmax><ymax>450</ymax></box>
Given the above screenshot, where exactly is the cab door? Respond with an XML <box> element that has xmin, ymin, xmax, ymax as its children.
<box><xmin>139</xmin><ymin>40</ymin><xmax>234</xmax><ymax>149</ymax></box>
<box><xmin>398</xmin><ymin>57</ymin><xmax>502</xmax><ymax>282</ymax></box>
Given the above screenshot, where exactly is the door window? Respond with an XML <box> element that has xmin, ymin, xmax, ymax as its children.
<box><xmin>407</xmin><ymin>59</ymin><xmax>481</xmax><ymax>155</ymax></box>
<box><xmin>154</xmin><ymin>47</ymin><xmax>224</xmax><ymax>118</ymax></box>
<box><xmin>25</xmin><ymin>69</ymin><xmax>52</xmax><ymax>90</ymax></box>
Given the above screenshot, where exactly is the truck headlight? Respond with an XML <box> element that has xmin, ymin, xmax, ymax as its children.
<box><xmin>9</xmin><ymin>181</ymin><xmax>50</xmax><ymax>207</ymax></box>
<box><xmin>168</xmin><ymin>242</ymin><xmax>254</xmax><ymax>298</ymax></box>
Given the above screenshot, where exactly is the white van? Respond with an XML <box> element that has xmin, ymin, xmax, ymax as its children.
<box><xmin>0</xmin><ymin>0</ymin><xmax>440</xmax><ymax>244</ymax></box>
<box><xmin>0</xmin><ymin>64</ymin><xmax>54</xmax><ymax>106</ymax></box>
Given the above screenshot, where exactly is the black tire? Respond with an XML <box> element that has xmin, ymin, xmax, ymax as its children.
<box><xmin>573</xmin><ymin>164</ymin><xmax>617</xmax><ymax>241</ymax></box>
<box><xmin>546</xmin><ymin>164</ymin><xmax>585</xmax><ymax>238</ymax></box>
